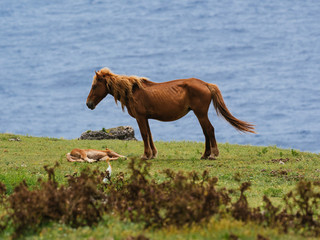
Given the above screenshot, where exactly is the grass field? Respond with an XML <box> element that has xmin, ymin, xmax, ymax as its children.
<box><xmin>1</xmin><ymin>133</ymin><xmax>320</xmax><ymax>239</ymax></box>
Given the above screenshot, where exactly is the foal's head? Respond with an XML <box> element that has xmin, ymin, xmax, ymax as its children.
<box><xmin>86</xmin><ymin>70</ymin><xmax>109</xmax><ymax>110</ymax></box>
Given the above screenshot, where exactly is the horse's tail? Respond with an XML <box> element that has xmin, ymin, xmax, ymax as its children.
<box><xmin>207</xmin><ymin>83</ymin><xmax>256</xmax><ymax>133</ymax></box>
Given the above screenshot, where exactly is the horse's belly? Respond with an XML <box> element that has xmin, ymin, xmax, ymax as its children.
<box><xmin>149</xmin><ymin>106</ymin><xmax>191</xmax><ymax>121</ymax></box>
<box><xmin>132</xmin><ymin>83</ymin><xmax>194</xmax><ymax>121</ymax></box>
<box><xmin>87</xmin><ymin>151</ymin><xmax>106</xmax><ymax>160</ymax></box>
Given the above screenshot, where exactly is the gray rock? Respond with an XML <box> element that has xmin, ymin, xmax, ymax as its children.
<box><xmin>80</xmin><ymin>126</ymin><xmax>137</xmax><ymax>140</ymax></box>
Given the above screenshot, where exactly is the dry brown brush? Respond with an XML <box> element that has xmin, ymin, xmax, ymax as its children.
<box><xmin>0</xmin><ymin>163</ymin><xmax>108</xmax><ymax>237</ymax></box>
<box><xmin>106</xmin><ymin>160</ymin><xmax>231</xmax><ymax>228</ymax></box>
<box><xmin>1</xmin><ymin>159</ymin><xmax>320</xmax><ymax>238</ymax></box>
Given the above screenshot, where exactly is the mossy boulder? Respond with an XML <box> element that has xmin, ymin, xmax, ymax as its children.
<box><xmin>80</xmin><ymin>126</ymin><xmax>136</xmax><ymax>140</ymax></box>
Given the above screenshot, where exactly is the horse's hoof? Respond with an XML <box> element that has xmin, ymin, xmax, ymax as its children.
<box><xmin>201</xmin><ymin>154</ymin><xmax>210</xmax><ymax>159</ymax></box>
<box><xmin>208</xmin><ymin>156</ymin><xmax>217</xmax><ymax>160</ymax></box>
<box><xmin>141</xmin><ymin>155</ymin><xmax>151</xmax><ymax>160</ymax></box>
<box><xmin>212</xmin><ymin>149</ymin><xmax>219</xmax><ymax>157</ymax></box>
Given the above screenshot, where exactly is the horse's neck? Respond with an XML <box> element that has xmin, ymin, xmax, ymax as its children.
<box><xmin>106</xmin><ymin>84</ymin><xmax>116</xmax><ymax>98</ymax></box>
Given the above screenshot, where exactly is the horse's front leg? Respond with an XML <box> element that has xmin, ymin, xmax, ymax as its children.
<box><xmin>136</xmin><ymin>117</ymin><xmax>153</xmax><ymax>160</ymax></box>
<box><xmin>145</xmin><ymin>119</ymin><xmax>157</xmax><ymax>158</ymax></box>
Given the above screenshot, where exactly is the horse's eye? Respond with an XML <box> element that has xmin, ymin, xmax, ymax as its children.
<box><xmin>92</xmin><ymin>84</ymin><xmax>97</xmax><ymax>90</ymax></box>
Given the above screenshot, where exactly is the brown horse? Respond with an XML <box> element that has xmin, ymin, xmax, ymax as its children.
<box><xmin>86</xmin><ymin>68</ymin><xmax>255</xmax><ymax>160</ymax></box>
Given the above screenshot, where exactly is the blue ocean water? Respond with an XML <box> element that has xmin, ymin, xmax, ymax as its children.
<box><xmin>0</xmin><ymin>1</ymin><xmax>319</xmax><ymax>153</ymax></box>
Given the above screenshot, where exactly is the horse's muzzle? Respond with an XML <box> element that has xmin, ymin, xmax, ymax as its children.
<box><xmin>86</xmin><ymin>101</ymin><xmax>95</xmax><ymax>110</ymax></box>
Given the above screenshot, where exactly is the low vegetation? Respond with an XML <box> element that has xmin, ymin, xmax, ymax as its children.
<box><xmin>0</xmin><ymin>133</ymin><xmax>320</xmax><ymax>239</ymax></box>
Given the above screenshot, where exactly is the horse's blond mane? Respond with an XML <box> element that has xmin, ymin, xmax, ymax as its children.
<box><xmin>96</xmin><ymin>68</ymin><xmax>148</xmax><ymax>110</ymax></box>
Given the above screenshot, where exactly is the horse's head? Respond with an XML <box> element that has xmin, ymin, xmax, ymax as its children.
<box><xmin>86</xmin><ymin>71</ymin><xmax>109</xmax><ymax>110</ymax></box>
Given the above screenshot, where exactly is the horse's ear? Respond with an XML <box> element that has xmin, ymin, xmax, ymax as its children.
<box><xmin>95</xmin><ymin>70</ymin><xmax>102</xmax><ymax>80</ymax></box>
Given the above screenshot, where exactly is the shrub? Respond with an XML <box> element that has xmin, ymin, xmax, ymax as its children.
<box><xmin>3</xmin><ymin>163</ymin><xmax>108</xmax><ymax>237</ymax></box>
<box><xmin>1</xmin><ymin>159</ymin><xmax>320</xmax><ymax>238</ymax></box>
<box><xmin>107</xmin><ymin>160</ymin><xmax>231</xmax><ymax>227</ymax></box>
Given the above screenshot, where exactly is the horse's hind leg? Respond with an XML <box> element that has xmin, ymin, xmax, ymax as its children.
<box><xmin>195</xmin><ymin>113</ymin><xmax>219</xmax><ymax>160</ymax></box>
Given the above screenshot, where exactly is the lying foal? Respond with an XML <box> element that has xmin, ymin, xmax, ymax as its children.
<box><xmin>66</xmin><ymin>148</ymin><xmax>125</xmax><ymax>163</ymax></box>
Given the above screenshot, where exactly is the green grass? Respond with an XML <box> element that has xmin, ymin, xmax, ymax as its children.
<box><xmin>1</xmin><ymin>133</ymin><xmax>320</xmax><ymax>239</ymax></box>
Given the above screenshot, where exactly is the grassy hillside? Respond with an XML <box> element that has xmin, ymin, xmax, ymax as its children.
<box><xmin>0</xmin><ymin>133</ymin><xmax>320</xmax><ymax>239</ymax></box>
